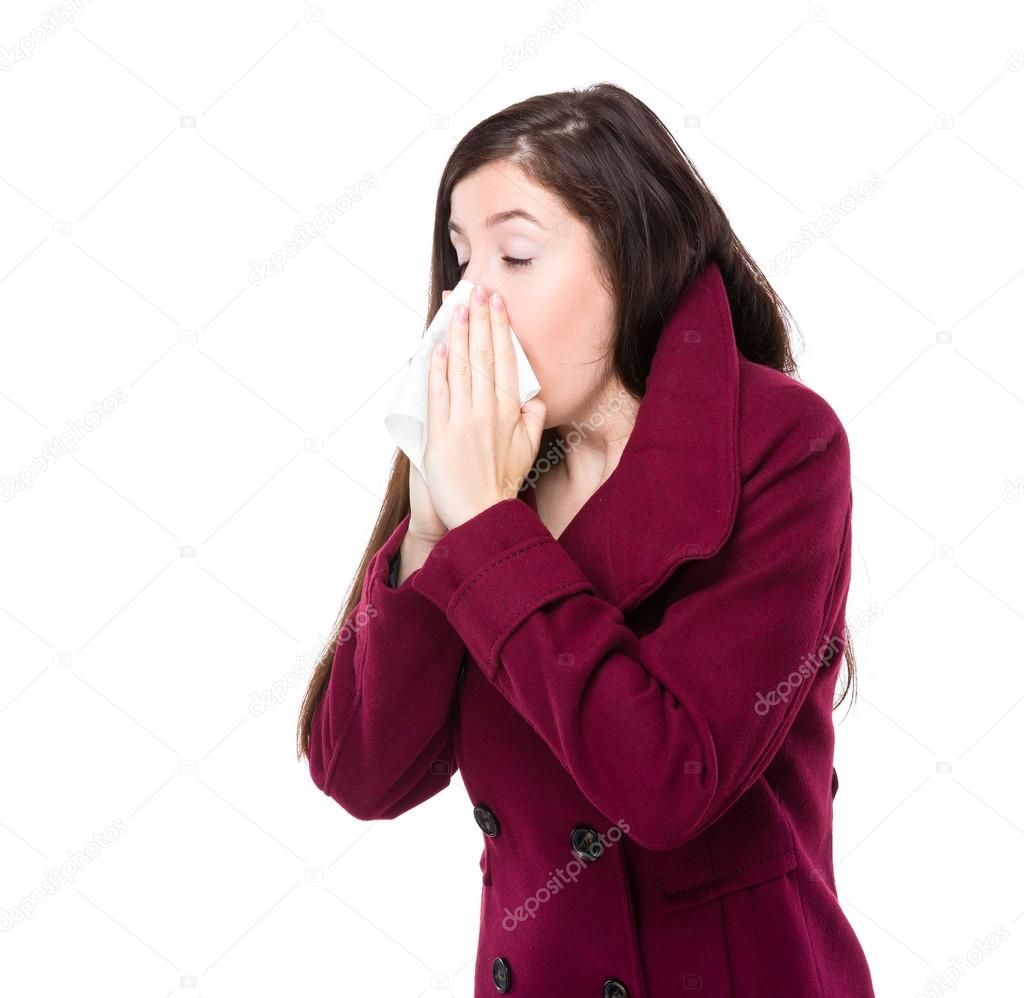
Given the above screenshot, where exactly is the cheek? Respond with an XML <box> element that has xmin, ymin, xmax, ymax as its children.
<box><xmin>509</xmin><ymin>279</ymin><xmax>592</xmax><ymax>356</ymax></box>
<box><xmin>506</xmin><ymin>263</ymin><xmax>613</xmax><ymax>398</ymax></box>
<box><xmin>510</xmin><ymin>304</ymin><xmax>571</xmax><ymax>373</ymax></box>
<box><xmin>513</xmin><ymin>320</ymin><xmax>602</xmax><ymax>416</ymax></box>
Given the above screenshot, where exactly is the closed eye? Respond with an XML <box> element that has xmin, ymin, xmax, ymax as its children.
<box><xmin>458</xmin><ymin>256</ymin><xmax>533</xmax><ymax>274</ymax></box>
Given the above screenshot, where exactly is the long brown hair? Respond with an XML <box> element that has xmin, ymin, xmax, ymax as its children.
<box><xmin>296</xmin><ymin>82</ymin><xmax>858</xmax><ymax>761</ymax></box>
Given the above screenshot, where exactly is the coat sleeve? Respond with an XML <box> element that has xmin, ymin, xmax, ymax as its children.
<box><xmin>308</xmin><ymin>511</ymin><xmax>466</xmax><ymax>820</ymax></box>
<box><xmin>410</xmin><ymin>404</ymin><xmax>853</xmax><ymax>851</ymax></box>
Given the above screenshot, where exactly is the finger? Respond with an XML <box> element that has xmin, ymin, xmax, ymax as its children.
<box><xmin>488</xmin><ymin>291</ymin><xmax>519</xmax><ymax>415</ymax></box>
<box><xmin>519</xmin><ymin>396</ymin><xmax>548</xmax><ymax>469</ymax></box>
<box><xmin>426</xmin><ymin>333</ymin><xmax>449</xmax><ymax>446</ymax></box>
<box><xmin>446</xmin><ymin>301</ymin><xmax>471</xmax><ymax>420</ymax></box>
<box><xmin>468</xmin><ymin>284</ymin><xmax>496</xmax><ymax>411</ymax></box>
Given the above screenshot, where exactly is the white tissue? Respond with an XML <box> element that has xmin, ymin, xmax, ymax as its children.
<box><xmin>383</xmin><ymin>279</ymin><xmax>542</xmax><ymax>484</ymax></box>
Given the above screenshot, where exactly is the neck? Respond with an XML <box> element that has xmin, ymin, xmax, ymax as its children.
<box><xmin>546</xmin><ymin>380</ymin><xmax>641</xmax><ymax>491</ymax></box>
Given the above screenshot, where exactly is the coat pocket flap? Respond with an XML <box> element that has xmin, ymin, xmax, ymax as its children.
<box><xmin>655</xmin><ymin>776</ymin><xmax>798</xmax><ymax>910</ymax></box>
<box><xmin>657</xmin><ymin>845</ymin><xmax>797</xmax><ymax>909</ymax></box>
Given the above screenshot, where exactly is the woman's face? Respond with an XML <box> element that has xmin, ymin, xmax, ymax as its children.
<box><xmin>447</xmin><ymin>161</ymin><xmax>616</xmax><ymax>428</ymax></box>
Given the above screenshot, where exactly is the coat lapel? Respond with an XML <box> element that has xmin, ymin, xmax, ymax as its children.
<box><xmin>518</xmin><ymin>258</ymin><xmax>742</xmax><ymax>612</ymax></box>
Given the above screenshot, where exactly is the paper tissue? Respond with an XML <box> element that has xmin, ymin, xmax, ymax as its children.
<box><xmin>383</xmin><ymin>279</ymin><xmax>541</xmax><ymax>484</ymax></box>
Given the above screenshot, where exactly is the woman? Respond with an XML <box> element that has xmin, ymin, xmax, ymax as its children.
<box><xmin>297</xmin><ymin>83</ymin><xmax>875</xmax><ymax>998</ymax></box>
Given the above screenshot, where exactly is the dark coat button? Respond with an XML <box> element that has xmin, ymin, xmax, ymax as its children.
<box><xmin>570</xmin><ymin>824</ymin><xmax>604</xmax><ymax>862</ymax></box>
<box><xmin>456</xmin><ymin>658</ymin><xmax>467</xmax><ymax>685</ymax></box>
<box><xmin>492</xmin><ymin>956</ymin><xmax>512</xmax><ymax>992</ymax></box>
<box><xmin>474</xmin><ymin>804</ymin><xmax>500</xmax><ymax>837</ymax></box>
<box><xmin>603</xmin><ymin>979</ymin><xmax>629</xmax><ymax>998</ymax></box>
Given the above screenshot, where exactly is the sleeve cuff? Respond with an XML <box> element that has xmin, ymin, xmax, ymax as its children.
<box><xmin>364</xmin><ymin>511</ymin><xmax>437</xmax><ymax>613</ymax></box>
<box><xmin>410</xmin><ymin>498</ymin><xmax>593</xmax><ymax>677</ymax></box>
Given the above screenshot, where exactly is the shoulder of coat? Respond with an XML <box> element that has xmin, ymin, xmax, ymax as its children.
<box><xmin>736</xmin><ymin>357</ymin><xmax>849</xmax><ymax>474</ymax></box>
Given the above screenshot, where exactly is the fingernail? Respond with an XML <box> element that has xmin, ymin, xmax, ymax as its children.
<box><xmin>456</xmin><ymin>304</ymin><xmax>468</xmax><ymax>321</ymax></box>
<box><xmin>491</xmin><ymin>292</ymin><xmax>503</xmax><ymax>310</ymax></box>
<box><xmin>473</xmin><ymin>284</ymin><xmax>487</xmax><ymax>304</ymax></box>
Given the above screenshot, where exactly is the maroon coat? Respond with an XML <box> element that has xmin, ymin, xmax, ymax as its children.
<box><xmin>308</xmin><ymin>259</ymin><xmax>876</xmax><ymax>997</ymax></box>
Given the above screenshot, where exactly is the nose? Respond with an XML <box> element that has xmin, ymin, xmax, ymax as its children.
<box><xmin>461</xmin><ymin>269</ymin><xmax>496</xmax><ymax>297</ymax></box>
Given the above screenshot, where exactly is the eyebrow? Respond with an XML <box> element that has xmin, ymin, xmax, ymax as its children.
<box><xmin>448</xmin><ymin>209</ymin><xmax>547</xmax><ymax>235</ymax></box>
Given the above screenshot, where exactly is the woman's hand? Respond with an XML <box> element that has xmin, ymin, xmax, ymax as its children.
<box><xmin>406</xmin><ymin>288</ymin><xmax>455</xmax><ymax>545</ymax></box>
<box><xmin>407</xmin><ymin>462</ymin><xmax>447</xmax><ymax>544</ymax></box>
<box><xmin>423</xmin><ymin>284</ymin><xmax>547</xmax><ymax>532</ymax></box>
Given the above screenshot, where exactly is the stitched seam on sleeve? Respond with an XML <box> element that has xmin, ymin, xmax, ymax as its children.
<box><xmin>481</xmin><ymin>579</ymin><xmax>592</xmax><ymax>663</ymax></box>
<box><xmin>448</xmin><ymin>538</ymin><xmax>558</xmax><ymax>616</ymax></box>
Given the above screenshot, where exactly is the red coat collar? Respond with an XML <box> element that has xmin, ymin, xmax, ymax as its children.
<box><xmin>519</xmin><ymin>259</ymin><xmax>742</xmax><ymax>612</ymax></box>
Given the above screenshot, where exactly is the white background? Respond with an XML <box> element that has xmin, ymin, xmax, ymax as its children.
<box><xmin>1</xmin><ymin>1</ymin><xmax>1022</xmax><ymax>995</ymax></box>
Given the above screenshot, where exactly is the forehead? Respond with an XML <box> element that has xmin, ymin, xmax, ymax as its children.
<box><xmin>448</xmin><ymin>163</ymin><xmax>563</xmax><ymax>231</ymax></box>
